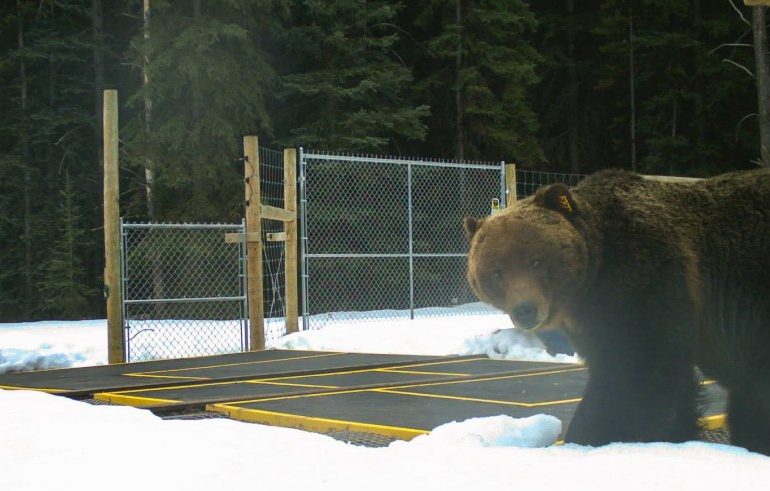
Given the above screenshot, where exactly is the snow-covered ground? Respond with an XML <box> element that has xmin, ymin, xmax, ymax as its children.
<box><xmin>0</xmin><ymin>303</ymin><xmax>577</xmax><ymax>372</ymax></box>
<box><xmin>2</xmin><ymin>306</ymin><xmax>769</xmax><ymax>490</ymax></box>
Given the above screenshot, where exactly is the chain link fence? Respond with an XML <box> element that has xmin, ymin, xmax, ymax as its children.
<box><xmin>121</xmin><ymin>221</ymin><xmax>248</xmax><ymax>361</ymax></box>
<box><xmin>119</xmin><ymin>145</ymin><xmax>588</xmax><ymax>359</ymax></box>
<box><xmin>299</xmin><ymin>151</ymin><xmax>506</xmax><ymax>331</ymax></box>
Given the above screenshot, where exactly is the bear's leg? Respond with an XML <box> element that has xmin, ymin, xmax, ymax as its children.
<box><xmin>565</xmin><ymin>361</ymin><xmax>700</xmax><ymax>445</ymax></box>
<box><xmin>727</xmin><ymin>385</ymin><xmax>770</xmax><ymax>456</ymax></box>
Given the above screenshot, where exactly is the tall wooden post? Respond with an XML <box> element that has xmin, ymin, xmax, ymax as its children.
<box><xmin>244</xmin><ymin>136</ymin><xmax>265</xmax><ymax>350</ymax></box>
<box><xmin>505</xmin><ymin>163</ymin><xmax>517</xmax><ymax>206</ymax></box>
<box><xmin>103</xmin><ymin>89</ymin><xmax>124</xmax><ymax>363</ymax></box>
<box><xmin>283</xmin><ymin>148</ymin><xmax>299</xmax><ymax>334</ymax></box>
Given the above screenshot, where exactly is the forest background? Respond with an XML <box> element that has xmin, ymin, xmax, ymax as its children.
<box><xmin>0</xmin><ymin>0</ymin><xmax>765</xmax><ymax>321</ymax></box>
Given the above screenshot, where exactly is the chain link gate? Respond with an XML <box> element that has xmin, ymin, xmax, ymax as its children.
<box><xmin>299</xmin><ymin>150</ymin><xmax>505</xmax><ymax>331</ymax></box>
<box><xmin>120</xmin><ymin>221</ymin><xmax>248</xmax><ymax>361</ymax></box>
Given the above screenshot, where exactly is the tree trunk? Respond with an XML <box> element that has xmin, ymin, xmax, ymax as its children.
<box><xmin>455</xmin><ymin>0</ymin><xmax>464</xmax><ymax>161</ymax></box>
<box><xmin>752</xmin><ymin>6</ymin><xmax>770</xmax><ymax>167</ymax></box>
<box><xmin>628</xmin><ymin>1</ymin><xmax>637</xmax><ymax>172</ymax></box>
<box><xmin>143</xmin><ymin>0</ymin><xmax>156</xmax><ymax>219</ymax></box>
<box><xmin>92</xmin><ymin>0</ymin><xmax>105</xmax><ymax>180</ymax></box>
<box><xmin>567</xmin><ymin>0</ymin><xmax>579</xmax><ymax>173</ymax></box>
<box><xmin>17</xmin><ymin>0</ymin><xmax>33</xmax><ymax>317</ymax></box>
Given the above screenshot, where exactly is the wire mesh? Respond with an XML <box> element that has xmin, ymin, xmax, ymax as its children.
<box><xmin>259</xmin><ymin>146</ymin><xmax>289</xmax><ymax>344</ymax></box>
<box><xmin>515</xmin><ymin>169</ymin><xmax>587</xmax><ymax>199</ymax></box>
<box><xmin>299</xmin><ymin>152</ymin><xmax>590</xmax><ymax>331</ymax></box>
<box><xmin>121</xmin><ymin>222</ymin><xmax>248</xmax><ymax>362</ymax></box>
<box><xmin>299</xmin><ymin>151</ymin><xmax>504</xmax><ymax>331</ymax></box>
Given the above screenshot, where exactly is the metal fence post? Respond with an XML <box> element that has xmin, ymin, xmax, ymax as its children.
<box><xmin>408</xmin><ymin>161</ymin><xmax>414</xmax><ymax>320</ymax></box>
<box><xmin>298</xmin><ymin>147</ymin><xmax>309</xmax><ymax>331</ymax></box>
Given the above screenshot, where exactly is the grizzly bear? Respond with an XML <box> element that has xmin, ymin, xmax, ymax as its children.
<box><xmin>464</xmin><ymin>169</ymin><xmax>770</xmax><ymax>455</ymax></box>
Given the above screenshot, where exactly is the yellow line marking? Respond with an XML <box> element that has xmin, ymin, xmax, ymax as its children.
<box><xmin>208</xmin><ymin>404</ymin><xmax>428</xmax><ymax>441</ymax></box>
<box><xmin>381</xmin><ymin>367</ymin><xmax>587</xmax><ymax>390</ymax></box>
<box><xmin>376</xmin><ymin>368</ymin><xmax>470</xmax><ymax>377</ymax></box>
<box><xmin>123</xmin><ymin>373</ymin><xmax>208</xmax><ymax>380</ymax></box>
<box><xmin>701</xmin><ymin>413</ymin><xmax>726</xmax><ymax>430</ymax></box>
<box><xmin>217</xmin><ymin>388</ymin><xmax>375</xmax><ymax>405</ymax></box>
<box><xmin>0</xmin><ymin>385</ymin><xmax>68</xmax><ymax>393</ymax></box>
<box><xmin>94</xmin><ymin>392</ymin><xmax>178</xmax><ymax>407</ymax></box>
<box><xmin>247</xmin><ymin>381</ymin><xmax>340</xmax><ymax>389</ymax></box>
<box><xmin>125</xmin><ymin>352</ymin><xmax>345</xmax><ymax>377</ymax></box>
<box><xmin>375</xmin><ymin>388</ymin><xmax>583</xmax><ymax>408</ymax></box>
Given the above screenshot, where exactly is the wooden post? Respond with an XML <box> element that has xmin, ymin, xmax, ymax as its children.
<box><xmin>505</xmin><ymin>163</ymin><xmax>517</xmax><ymax>206</ymax></box>
<box><xmin>103</xmin><ymin>89</ymin><xmax>124</xmax><ymax>364</ymax></box>
<box><xmin>244</xmin><ymin>136</ymin><xmax>265</xmax><ymax>350</ymax></box>
<box><xmin>283</xmin><ymin>148</ymin><xmax>299</xmax><ymax>334</ymax></box>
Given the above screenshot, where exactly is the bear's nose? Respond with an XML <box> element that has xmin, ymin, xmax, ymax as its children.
<box><xmin>511</xmin><ymin>301</ymin><xmax>539</xmax><ymax>330</ymax></box>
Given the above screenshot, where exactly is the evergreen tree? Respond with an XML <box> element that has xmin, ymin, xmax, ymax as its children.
<box><xmin>0</xmin><ymin>0</ymin><xmax>100</xmax><ymax>320</ymax></box>
<box><xmin>594</xmin><ymin>0</ymin><xmax>756</xmax><ymax>175</ymax></box>
<box><xmin>276</xmin><ymin>0</ymin><xmax>428</xmax><ymax>152</ymax></box>
<box><xmin>38</xmin><ymin>172</ymin><xmax>96</xmax><ymax>318</ymax></box>
<box><xmin>124</xmin><ymin>0</ymin><xmax>275</xmax><ymax>221</ymax></box>
<box><xmin>406</xmin><ymin>0</ymin><xmax>543</xmax><ymax>162</ymax></box>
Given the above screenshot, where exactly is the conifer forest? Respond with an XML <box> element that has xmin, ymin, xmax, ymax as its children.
<box><xmin>0</xmin><ymin>1</ymin><xmax>767</xmax><ymax>321</ymax></box>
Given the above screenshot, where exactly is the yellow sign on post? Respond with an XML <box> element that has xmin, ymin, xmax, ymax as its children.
<box><xmin>490</xmin><ymin>198</ymin><xmax>501</xmax><ymax>216</ymax></box>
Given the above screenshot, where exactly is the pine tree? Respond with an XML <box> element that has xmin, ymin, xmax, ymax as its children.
<box><xmin>124</xmin><ymin>0</ymin><xmax>275</xmax><ymax>221</ymax></box>
<box><xmin>594</xmin><ymin>0</ymin><xmax>757</xmax><ymax>175</ymax></box>
<box><xmin>276</xmin><ymin>0</ymin><xmax>428</xmax><ymax>152</ymax></box>
<box><xmin>406</xmin><ymin>0</ymin><xmax>543</xmax><ymax>162</ymax></box>
<box><xmin>38</xmin><ymin>172</ymin><xmax>96</xmax><ymax>318</ymax></box>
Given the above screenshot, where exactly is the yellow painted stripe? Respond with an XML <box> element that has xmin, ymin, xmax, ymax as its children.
<box><xmin>379</xmin><ymin>357</ymin><xmax>487</xmax><ymax>370</ymax></box>
<box><xmin>208</xmin><ymin>404</ymin><xmax>428</xmax><ymax>441</ymax></box>
<box><xmin>248</xmin><ymin>381</ymin><xmax>340</xmax><ymax>389</ymax></box>
<box><xmin>259</xmin><ymin>367</ymin><xmax>382</xmax><ymax>382</ymax></box>
<box><xmin>126</xmin><ymin>352</ymin><xmax>345</xmax><ymax>377</ymax></box>
<box><xmin>217</xmin><ymin>388</ymin><xmax>374</xmax><ymax>405</ymax></box>
<box><xmin>376</xmin><ymin>388</ymin><xmax>582</xmax><ymax>408</ymax></box>
<box><xmin>701</xmin><ymin>413</ymin><xmax>726</xmax><ymax>430</ymax></box>
<box><xmin>376</xmin><ymin>368</ymin><xmax>470</xmax><ymax>377</ymax></box>
<box><xmin>123</xmin><ymin>373</ymin><xmax>208</xmax><ymax>380</ymax></box>
<box><xmin>101</xmin><ymin>379</ymin><xmax>246</xmax><ymax>395</ymax></box>
<box><xmin>382</xmin><ymin>367</ymin><xmax>587</xmax><ymax>391</ymax></box>
<box><xmin>94</xmin><ymin>392</ymin><xmax>178</xmax><ymax>407</ymax></box>
<box><xmin>0</xmin><ymin>384</ymin><xmax>68</xmax><ymax>393</ymax></box>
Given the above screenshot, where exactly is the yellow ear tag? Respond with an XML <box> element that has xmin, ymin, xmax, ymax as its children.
<box><xmin>559</xmin><ymin>195</ymin><xmax>573</xmax><ymax>213</ymax></box>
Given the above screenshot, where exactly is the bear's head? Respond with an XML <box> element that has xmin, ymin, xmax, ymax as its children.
<box><xmin>464</xmin><ymin>183</ymin><xmax>589</xmax><ymax>332</ymax></box>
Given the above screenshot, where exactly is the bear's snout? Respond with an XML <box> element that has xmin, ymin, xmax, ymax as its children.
<box><xmin>511</xmin><ymin>301</ymin><xmax>540</xmax><ymax>330</ymax></box>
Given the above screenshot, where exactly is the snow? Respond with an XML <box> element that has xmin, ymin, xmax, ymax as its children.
<box><xmin>0</xmin><ymin>303</ymin><xmax>579</xmax><ymax>372</ymax></box>
<box><xmin>2</xmin><ymin>308</ymin><xmax>770</xmax><ymax>489</ymax></box>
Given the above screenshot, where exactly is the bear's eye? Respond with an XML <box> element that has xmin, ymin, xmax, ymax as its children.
<box><xmin>492</xmin><ymin>269</ymin><xmax>503</xmax><ymax>281</ymax></box>
<box><xmin>530</xmin><ymin>259</ymin><xmax>542</xmax><ymax>269</ymax></box>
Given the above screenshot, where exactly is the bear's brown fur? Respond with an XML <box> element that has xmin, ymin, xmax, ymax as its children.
<box><xmin>464</xmin><ymin>169</ymin><xmax>770</xmax><ymax>454</ymax></box>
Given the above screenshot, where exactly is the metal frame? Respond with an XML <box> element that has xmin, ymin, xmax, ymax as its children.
<box><xmin>120</xmin><ymin>220</ymin><xmax>248</xmax><ymax>361</ymax></box>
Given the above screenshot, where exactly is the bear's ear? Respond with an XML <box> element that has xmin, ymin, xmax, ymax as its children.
<box><xmin>463</xmin><ymin>216</ymin><xmax>486</xmax><ymax>240</ymax></box>
<box><xmin>534</xmin><ymin>183</ymin><xmax>578</xmax><ymax>218</ymax></box>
